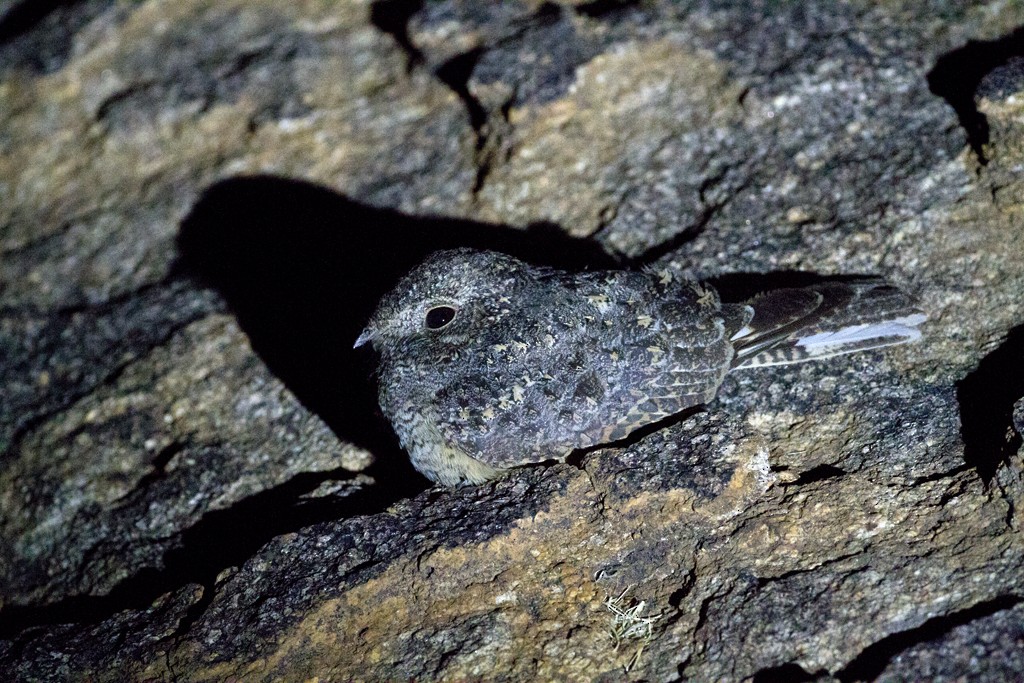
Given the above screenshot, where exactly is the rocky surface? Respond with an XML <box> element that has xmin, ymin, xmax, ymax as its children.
<box><xmin>1</xmin><ymin>0</ymin><xmax>1023</xmax><ymax>681</ymax></box>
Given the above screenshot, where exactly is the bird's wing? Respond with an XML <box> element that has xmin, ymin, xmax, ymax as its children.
<box><xmin>731</xmin><ymin>279</ymin><xmax>925</xmax><ymax>368</ymax></box>
<box><xmin>586</xmin><ymin>274</ymin><xmax>734</xmax><ymax>443</ymax></box>
<box><xmin>432</xmin><ymin>270</ymin><xmax>736</xmax><ymax>469</ymax></box>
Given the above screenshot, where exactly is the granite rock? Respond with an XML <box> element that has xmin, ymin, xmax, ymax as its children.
<box><xmin>2</xmin><ymin>1</ymin><xmax>1024</xmax><ymax>681</ymax></box>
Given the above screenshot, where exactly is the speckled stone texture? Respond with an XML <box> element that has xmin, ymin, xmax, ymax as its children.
<box><xmin>1</xmin><ymin>1</ymin><xmax>1023</xmax><ymax>681</ymax></box>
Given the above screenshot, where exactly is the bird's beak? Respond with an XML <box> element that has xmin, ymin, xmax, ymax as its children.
<box><xmin>353</xmin><ymin>326</ymin><xmax>375</xmax><ymax>349</ymax></box>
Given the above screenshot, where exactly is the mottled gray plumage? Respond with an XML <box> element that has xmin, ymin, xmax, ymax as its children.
<box><xmin>355</xmin><ymin>249</ymin><xmax>925</xmax><ymax>486</ymax></box>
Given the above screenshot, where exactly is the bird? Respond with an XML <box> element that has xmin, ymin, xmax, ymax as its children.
<box><xmin>354</xmin><ymin>248</ymin><xmax>926</xmax><ymax>486</ymax></box>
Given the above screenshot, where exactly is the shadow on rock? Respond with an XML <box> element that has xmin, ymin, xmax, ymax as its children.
<box><xmin>0</xmin><ymin>0</ymin><xmax>82</xmax><ymax>41</ymax></box>
<box><xmin>706</xmin><ymin>270</ymin><xmax>883</xmax><ymax>303</ymax></box>
<box><xmin>175</xmin><ymin>175</ymin><xmax>616</xmax><ymax>485</ymax></box>
<box><xmin>0</xmin><ymin>466</ymin><xmax>375</xmax><ymax>642</ymax></box>
<box><xmin>956</xmin><ymin>323</ymin><xmax>1024</xmax><ymax>484</ymax></box>
<box><xmin>927</xmin><ymin>25</ymin><xmax>1024</xmax><ymax>164</ymax></box>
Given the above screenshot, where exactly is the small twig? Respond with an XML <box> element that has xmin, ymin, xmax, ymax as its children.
<box><xmin>604</xmin><ymin>585</ymin><xmax>664</xmax><ymax>672</ymax></box>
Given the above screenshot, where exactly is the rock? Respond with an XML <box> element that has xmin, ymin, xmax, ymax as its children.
<box><xmin>875</xmin><ymin>599</ymin><xmax>1024</xmax><ymax>682</ymax></box>
<box><xmin>0</xmin><ymin>0</ymin><xmax>475</xmax><ymax>311</ymax></box>
<box><xmin>2</xmin><ymin>0</ymin><xmax>1024</xmax><ymax>681</ymax></box>
<box><xmin>0</xmin><ymin>313</ymin><xmax>371</xmax><ymax>608</ymax></box>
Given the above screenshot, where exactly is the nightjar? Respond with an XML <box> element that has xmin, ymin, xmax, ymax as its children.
<box><xmin>355</xmin><ymin>249</ymin><xmax>925</xmax><ymax>486</ymax></box>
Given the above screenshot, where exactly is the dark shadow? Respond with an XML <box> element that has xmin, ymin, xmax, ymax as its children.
<box><xmin>434</xmin><ymin>47</ymin><xmax>488</xmax><ymax>133</ymax></box>
<box><xmin>779</xmin><ymin>463</ymin><xmax>846</xmax><ymax>487</ymax></box>
<box><xmin>622</xmin><ymin>202</ymin><xmax>722</xmax><ymax>267</ymax></box>
<box><xmin>369</xmin><ymin>0</ymin><xmax>424</xmax><ymax>70</ymax></box>
<box><xmin>835</xmin><ymin>594</ymin><xmax>1024</xmax><ymax>682</ymax></box>
<box><xmin>751</xmin><ymin>662</ymin><xmax>824</xmax><ymax>683</ymax></box>
<box><xmin>667</xmin><ymin>579</ymin><xmax>694</xmax><ymax>609</ymax></box>
<box><xmin>0</xmin><ymin>0</ymin><xmax>116</xmax><ymax>74</ymax></box>
<box><xmin>706</xmin><ymin>270</ymin><xmax>879</xmax><ymax>303</ymax></box>
<box><xmin>0</xmin><ymin>0</ymin><xmax>80</xmax><ymax>41</ymax></box>
<box><xmin>565</xmin><ymin>405</ymin><xmax>706</xmax><ymax>469</ymax></box>
<box><xmin>175</xmin><ymin>175</ymin><xmax>616</xmax><ymax>486</ymax></box>
<box><xmin>0</xmin><ymin>465</ymin><xmax>395</xmax><ymax>641</ymax></box>
<box><xmin>573</xmin><ymin>0</ymin><xmax>641</xmax><ymax>19</ymax></box>
<box><xmin>956</xmin><ymin>323</ymin><xmax>1024</xmax><ymax>484</ymax></box>
<box><xmin>927</xmin><ymin>26</ymin><xmax>1024</xmax><ymax>164</ymax></box>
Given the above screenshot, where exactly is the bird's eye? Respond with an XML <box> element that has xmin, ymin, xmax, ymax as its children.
<box><xmin>425</xmin><ymin>305</ymin><xmax>457</xmax><ymax>330</ymax></box>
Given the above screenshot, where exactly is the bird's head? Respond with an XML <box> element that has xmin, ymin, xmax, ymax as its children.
<box><xmin>354</xmin><ymin>249</ymin><xmax>526</xmax><ymax>353</ymax></box>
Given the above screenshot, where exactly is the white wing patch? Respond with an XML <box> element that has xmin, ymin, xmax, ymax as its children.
<box><xmin>795</xmin><ymin>313</ymin><xmax>927</xmax><ymax>350</ymax></box>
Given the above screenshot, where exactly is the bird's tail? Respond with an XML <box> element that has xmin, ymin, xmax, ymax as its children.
<box><xmin>726</xmin><ymin>279</ymin><xmax>926</xmax><ymax>369</ymax></box>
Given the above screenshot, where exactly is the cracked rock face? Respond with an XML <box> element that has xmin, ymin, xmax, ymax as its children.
<box><xmin>2</xmin><ymin>0</ymin><xmax>1024</xmax><ymax>681</ymax></box>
